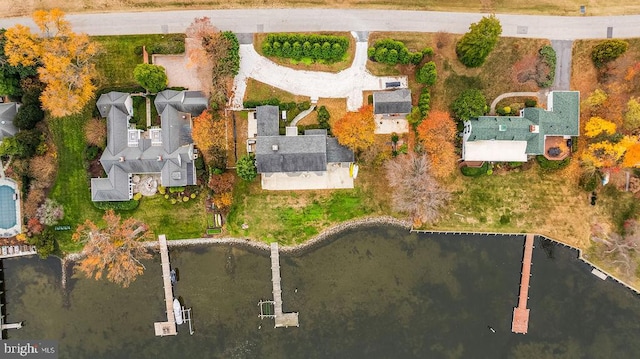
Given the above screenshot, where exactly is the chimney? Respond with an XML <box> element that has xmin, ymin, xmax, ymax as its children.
<box><xmin>157</xmin><ymin>155</ymin><xmax>163</xmax><ymax>161</ymax></box>
<box><xmin>272</xmin><ymin>144</ymin><xmax>279</xmax><ymax>151</ymax></box>
<box><xmin>119</xmin><ymin>157</ymin><xmax>125</xmax><ymax>162</ymax></box>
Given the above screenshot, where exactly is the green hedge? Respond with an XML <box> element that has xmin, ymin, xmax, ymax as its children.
<box><xmin>537</xmin><ymin>46</ymin><xmax>556</xmax><ymax>88</ymax></box>
<box><xmin>536</xmin><ymin>155</ymin><xmax>570</xmax><ymax>171</ymax></box>
<box><xmin>93</xmin><ymin>200</ymin><xmax>140</xmax><ymax>211</ymax></box>
<box><xmin>262</xmin><ymin>33</ymin><xmax>349</xmax><ymax>63</ymax></box>
<box><xmin>368</xmin><ymin>38</ymin><xmax>423</xmax><ymax>65</ymax></box>
<box><xmin>461</xmin><ymin>162</ymin><xmax>489</xmax><ymax>177</ymax></box>
<box><xmin>418</xmin><ymin>87</ymin><xmax>431</xmax><ymax>117</ymax></box>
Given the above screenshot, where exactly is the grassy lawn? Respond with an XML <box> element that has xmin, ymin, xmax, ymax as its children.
<box><xmin>132</xmin><ymin>194</ymin><xmax>207</xmax><ymax>240</ymax></box>
<box><xmin>253</xmin><ymin>32</ymin><xmax>356</xmax><ymax>73</ymax></box>
<box><xmin>48</xmin><ymin>110</ymin><xmax>102</xmax><ymax>252</ymax></box>
<box><xmin>243</xmin><ymin>78</ymin><xmax>310</xmax><ymax>104</ymax></box>
<box><xmin>297</xmin><ymin>98</ymin><xmax>348</xmax><ymax>127</ymax></box>
<box><xmin>226</xmin><ymin>166</ymin><xmax>391</xmax><ymax>244</ymax></box>
<box><xmin>93</xmin><ymin>34</ymin><xmax>185</xmax><ymax>88</ymax></box>
<box><xmin>367</xmin><ymin>32</ymin><xmax>549</xmax><ymax>111</ymax></box>
<box><xmin>5</xmin><ymin>0</ymin><xmax>640</xmax><ymax>17</ymax></box>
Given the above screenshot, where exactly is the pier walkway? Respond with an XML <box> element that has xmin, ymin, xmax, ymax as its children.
<box><xmin>270</xmin><ymin>243</ymin><xmax>299</xmax><ymax>328</ymax></box>
<box><xmin>512</xmin><ymin>234</ymin><xmax>535</xmax><ymax>334</ymax></box>
<box><xmin>154</xmin><ymin>234</ymin><xmax>177</xmax><ymax>336</ymax></box>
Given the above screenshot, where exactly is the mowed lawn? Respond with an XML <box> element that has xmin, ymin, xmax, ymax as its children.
<box><xmin>48</xmin><ymin>111</ymin><xmax>102</xmax><ymax>252</ymax></box>
<box><xmin>227</xmin><ymin>167</ymin><xmax>391</xmax><ymax>244</ymax></box>
<box><xmin>132</xmin><ymin>195</ymin><xmax>208</xmax><ymax>240</ymax></box>
<box><xmin>93</xmin><ymin>34</ymin><xmax>185</xmax><ymax>87</ymax></box>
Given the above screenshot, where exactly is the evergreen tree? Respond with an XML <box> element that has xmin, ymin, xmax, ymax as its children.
<box><xmin>455</xmin><ymin>15</ymin><xmax>502</xmax><ymax>68</ymax></box>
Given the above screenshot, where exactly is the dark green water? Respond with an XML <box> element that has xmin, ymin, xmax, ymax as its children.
<box><xmin>3</xmin><ymin>225</ymin><xmax>640</xmax><ymax>358</ymax></box>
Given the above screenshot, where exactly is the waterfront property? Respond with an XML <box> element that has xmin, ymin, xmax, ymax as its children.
<box><xmin>254</xmin><ymin>105</ymin><xmax>355</xmax><ymax>190</ymax></box>
<box><xmin>372</xmin><ymin>89</ymin><xmax>411</xmax><ymax>134</ymax></box>
<box><xmin>462</xmin><ymin>91</ymin><xmax>580</xmax><ymax>162</ymax></box>
<box><xmin>0</xmin><ymin>178</ymin><xmax>21</xmax><ymax>238</ymax></box>
<box><xmin>91</xmin><ymin>90</ymin><xmax>208</xmax><ymax>201</ymax></box>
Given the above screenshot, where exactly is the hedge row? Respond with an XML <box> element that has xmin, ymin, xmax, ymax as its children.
<box><xmin>243</xmin><ymin>98</ymin><xmax>311</xmax><ymax>112</ymax></box>
<box><xmin>262</xmin><ymin>34</ymin><xmax>349</xmax><ymax>62</ymax></box>
<box><xmin>93</xmin><ymin>200</ymin><xmax>140</xmax><ymax>211</ymax></box>
<box><xmin>367</xmin><ymin>39</ymin><xmax>423</xmax><ymax>65</ymax></box>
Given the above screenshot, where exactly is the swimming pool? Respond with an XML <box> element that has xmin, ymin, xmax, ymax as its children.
<box><xmin>0</xmin><ymin>178</ymin><xmax>20</xmax><ymax>237</ymax></box>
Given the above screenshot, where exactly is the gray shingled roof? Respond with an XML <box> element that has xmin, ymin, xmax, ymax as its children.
<box><xmin>96</xmin><ymin>91</ymin><xmax>130</xmax><ymax>118</ymax></box>
<box><xmin>0</xmin><ymin>102</ymin><xmax>18</xmax><ymax>141</ymax></box>
<box><xmin>256</xmin><ymin>105</ymin><xmax>280</xmax><ymax>136</ymax></box>
<box><xmin>326</xmin><ymin>137</ymin><xmax>354</xmax><ymax>163</ymax></box>
<box><xmin>92</xmin><ymin>90</ymin><xmax>205</xmax><ymax>201</ymax></box>
<box><xmin>155</xmin><ymin>90</ymin><xmax>208</xmax><ymax>116</ymax></box>
<box><xmin>373</xmin><ymin>89</ymin><xmax>412</xmax><ymax>115</ymax></box>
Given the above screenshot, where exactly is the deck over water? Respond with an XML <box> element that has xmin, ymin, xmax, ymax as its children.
<box><xmin>154</xmin><ymin>234</ymin><xmax>177</xmax><ymax>336</ymax></box>
<box><xmin>270</xmin><ymin>243</ymin><xmax>299</xmax><ymax>328</ymax></box>
<box><xmin>512</xmin><ymin>234</ymin><xmax>535</xmax><ymax>334</ymax></box>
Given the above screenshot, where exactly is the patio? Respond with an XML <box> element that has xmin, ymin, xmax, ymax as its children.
<box><xmin>544</xmin><ymin>136</ymin><xmax>571</xmax><ymax>161</ymax></box>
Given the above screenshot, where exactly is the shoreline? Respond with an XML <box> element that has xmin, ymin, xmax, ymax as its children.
<box><xmin>57</xmin><ymin>217</ymin><xmax>640</xmax><ymax>295</ymax></box>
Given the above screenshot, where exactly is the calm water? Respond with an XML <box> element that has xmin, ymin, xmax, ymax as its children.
<box><xmin>3</xmin><ymin>225</ymin><xmax>640</xmax><ymax>358</ymax></box>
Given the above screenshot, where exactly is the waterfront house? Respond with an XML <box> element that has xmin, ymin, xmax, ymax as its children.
<box><xmin>90</xmin><ymin>90</ymin><xmax>207</xmax><ymax>201</ymax></box>
<box><xmin>254</xmin><ymin>105</ymin><xmax>355</xmax><ymax>190</ymax></box>
<box><xmin>462</xmin><ymin>91</ymin><xmax>580</xmax><ymax>163</ymax></box>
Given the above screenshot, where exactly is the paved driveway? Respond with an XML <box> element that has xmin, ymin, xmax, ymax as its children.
<box><xmin>231</xmin><ymin>32</ymin><xmax>407</xmax><ymax>111</ymax></box>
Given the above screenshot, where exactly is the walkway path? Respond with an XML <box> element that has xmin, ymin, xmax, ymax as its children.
<box><xmin>231</xmin><ymin>32</ymin><xmax>407</xmax><ymax>111</ymax></box>
<box><xmin>154</xmin><ymin>234</ymin><xmax>177</xmax><ymax>336</ymax></box>
<box><xmin>270</xmin><ymin>242</ymin><xmax>299</xmax><ymax>328</ymax></box>
<box><xmin>290</xmin><ymin>105</ymin><xmax>316</xmax><ymax>126</ymax></box>
<box><xmin>512</xmin><ymin>234</ymin><xmax>535</xmax><ymax>334</ymax></box>
<box><xmin>489</xmin><ymin>91</ymin><xmax>546</xmax><ymax>115</ymax></box>
<box><xmin>1</xmin><ymin>10</ymin><xmax>639</xmax><ymax>40</ymax></box>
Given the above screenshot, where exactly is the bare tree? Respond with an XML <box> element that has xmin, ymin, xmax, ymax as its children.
<box><xmin>385</xmin><ymin>153</ymin><xmax>450</xmax><ymax>225</ymax></box>
<box><xmin>591</xmin><ymin>220</ymin><xmax>640</xmax><ymax>280</ymax></box>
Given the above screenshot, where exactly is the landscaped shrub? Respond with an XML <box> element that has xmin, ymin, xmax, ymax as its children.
<box><xmin>525</xmin><ymin>98</ymin><xmax>537</xmax><ymax>108</ymax></box>
<box><xmin>537</xmin><ymin>45</ymin><xmax>556</xmax><ymax>88</ymax></box>
<box><xmin>84</xmin><ymin>145</ymin><xmax>101</xmax><ymax>161</ymax></box>
<box><xmin>368</xmin><ymin>38</ymin><xmax>423</xmax><ymax>65</ymax></box>
<box><xmin>460</xmin><ymin>162</ymin><xmax>489</xmax><ymax>177</ymax></box>
<box><xmin>297</xmin><ymin>101</ymin><xmax>311</xmax><ymax>111</ymax></box>
<box><xmin>133</xmin><ymin>64</ymin><xmax>168</xmax><ymax>93</ymax></box>
<box><xmin>317</xmin><ymin>106</ymin><xmax>331</xmax><ymax>130</ymax></box>
<box><xmin>93</xmin><ymin>200</ymin><xmax>140</xmax><ymax>211</ymax></box>
<box><xmin>591</xmin><ymin>39</ymin><xmax>628</xmax><ymax>68</ymax></box>
<box><xmin>237</xmin><ymin>154</ymin><xmax>257</xmax><ymax>182</ymax></box>
<box><xmin>422</xmin><ymin>47</ymin><xmax>434</xmax><ymax>57</ymax></box>
<box><xmin>158</xmin><ymin>185</ymin><xmax>166</xmax><ymax>195</ymax></box>
<box><xmin>451</xmin><ymin>89</ymin><xmax>487</xmax><ymax>122</ymax></box>
<box><xmin>168</xmin><ymin>186</ymin><xmax>186</xmax><ymax>193</ymax></box>
<box><xmin>418</xmin><ymin>87</ymin><xmax>431</xmax><ymax>117</ymax></box>
<box><xmin>496</xmin><ymin>107</ymin><xmax>507</xmax><ymax>116</ymax></box>
<box><xmin>536</xmin><ymin>155</ymin><xmax>570</xmax><ymax>171</ymax></box>
<box><xmin>13</xmin><ymin>104</ymin><xmax>44</xmax><ymax>130</ymax></box>
<box><xmin>579</xmin><ymin>171</ymin><xmax>601</xmax><ymax>192</ymax></box>
<box><xmin>262</xmin><ymin>34</ymin><xmax>348</xmax><ymax>63</ymax></box>
<box><xmin>416</xmin><ymin>61</ymin><xmax>437</xmax><ymax>86</ymax></box>
<box><xmin>133</xmin><ymin>193</ymin><xmax>143</xmax><ymax>201</ymax></box>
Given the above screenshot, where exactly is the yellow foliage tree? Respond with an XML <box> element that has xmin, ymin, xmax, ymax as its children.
<box><xmin>584</xmin><ymin>116</ymin><xmax>617</xmax><ymax>138</ymax></box>
<box><xmin>4</xmin><ymin>9</ymin><xmax>99</xmax><ymax>117</ymax></box>
<box><xmin>581</xmin><ymin>137</ymin><xmax>634</xmax><ymax>168</ymax></box>
<box><xmin>333</xmin><ymin>105</ymin><xmax>375</xmax><ymax>153</ymax></box>
<box><xmin>585</xmin><ymin>89</ymin><xmax>608</xmax><ymax>108</ymax></box>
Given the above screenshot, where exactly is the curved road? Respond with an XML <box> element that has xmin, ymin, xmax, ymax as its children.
<box><xmin>1</xmin><ymin>9</ymin><xmax>640</xmax><ymax>40</ymax></box>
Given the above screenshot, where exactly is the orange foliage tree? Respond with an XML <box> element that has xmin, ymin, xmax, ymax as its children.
<box><xmin>4</xmin><ymin>9</ymin><xmax>99</xmax><ymax>117</ymax></box>
<box><xmin>333</xmin><ymin>105</ymin><xmax>375</xmax><ymax>153</ymax></box>
<box><xmin>73</xmin><ymin>210</ymin><xmax>153</xmax><ymax>288</ymax></box>
<box><xmin>623</xmin><ymin>143</ymin><xmax>640</xmax><ymax>168</ymax></box>
<box><xmin>191</xmin><ymin>110</ymin><xmax>227</xmax><ymax>166</ymax></box>
<box><xmin>416</xmin><ymin>110</ymin><xmax>457</xmax><ymax>179</ymax></box>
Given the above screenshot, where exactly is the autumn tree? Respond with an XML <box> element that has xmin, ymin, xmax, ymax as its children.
<box><xmin>586</xmin><ymin>89</ymin><xmax>608</xmax><ymax>109</ymax></box>
<box><xmin>591</xmin><ymin>220</ymin><xmax>640</xmax><ymax>280</ymax></box>
<box><xmin>624</xmin><ymin>97</ymin><xmax>640</xmax><ymax>132</ymax></box>
<box><xmin>208</xmin><ymin>172</ymin><xmax>236</xmax><ymax>193</ymax></box>
<box><xmin>584</xmin><ymin>116</ymin><xmax>617</xmax><ymax>137</ymax></box>
<box><xmin>73</xmin><ymin>210</ymin><xmax>153</xmax><ymax>288</ymax></box>
<box><xmin>333</xmin><ymin>105</ymin><xmax>375</xmax><ymax>153</ymax></box>
<box><xmin>385</xmin><ymin>153</ymin><xmax>450</xmax><ymax>225</ymax></box>
<box><xmin>29</xmin><ymin>154</ymin><xmax>57</xmax><ymax>188</ymax></box>
<box><xmin>623</xmin><ymin>143</ymin><xmax>640</xmax><ymax>168</ymax></box>
<box><xmin>581</xmin><ymin>136</ymin><xmax>635</xmax><ymax>168</ymax></box>
<box><xmin>133</xmin><ymin>64</ymin><xmax>168</xmax><ymax>93</ymax></box>
<box><xmin>4</xmin><ymin>9</ymin><xmax>99</xmax><ymax>117</ymax></box>
<box><xmin>0</xmin><ymin>29</ymin><xmax>37</xmax><ymax>97</ymax></box>
<box><xmin>191</xmin><ymin>110</ymin><xmax>227</xmax><ymax>168</ymax></box>
<box><xmin>416</xmin><ymin>111</ymin><xmax>457</xmax><ymax>179</ymax></box>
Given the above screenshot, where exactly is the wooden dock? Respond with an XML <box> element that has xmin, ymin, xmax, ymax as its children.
<box><xmin>512</xmin><ymin>234</ymin><xmax>535</xmax><ymax>334</ymax></box>
<box><xmin>270</xmin><ymin>243</ymin><xmax>299</xmax><ymax>328</ymax></box>
<box><xmin>154</xmin><ymin>234</ymin><xmax>177</xmax><ymax>336</ymax></box>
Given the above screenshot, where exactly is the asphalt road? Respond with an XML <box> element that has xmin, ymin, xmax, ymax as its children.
<box><xmin>0</xmin><ymin>9</ymin><xmax>639</xmax><ymax>40</ymax></box>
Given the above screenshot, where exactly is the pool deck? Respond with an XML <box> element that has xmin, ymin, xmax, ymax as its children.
<box><xmin>0</xmin><ymin>178</ymin><xmax>21</xmax><ymax>238</ymax></box>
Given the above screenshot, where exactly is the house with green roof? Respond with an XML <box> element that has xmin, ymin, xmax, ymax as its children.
<box><xmin>462</xmin><ymin>91</ymin><xmax>580</xmax><ymax>163</ymax></box>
